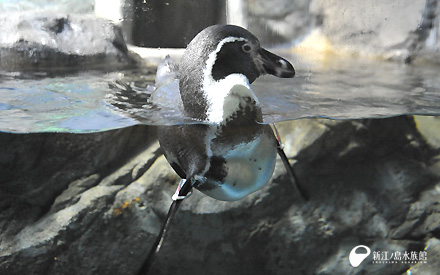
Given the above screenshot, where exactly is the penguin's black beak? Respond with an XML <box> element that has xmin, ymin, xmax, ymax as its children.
<box><xmin>256</xmin><ymin>48</ymin><xmax>295</xmax><ymax>78</ymax></box>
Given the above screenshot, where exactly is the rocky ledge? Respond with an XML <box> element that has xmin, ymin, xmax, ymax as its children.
<box><xmin>1</xmin><ymin>115</ymin><xmax>439</xmax><ymax>275</ymax></box>
<box><xmin>0</xmin><ymin>13</ymin><xmax>139</xmax><ymax>71</ymax></box>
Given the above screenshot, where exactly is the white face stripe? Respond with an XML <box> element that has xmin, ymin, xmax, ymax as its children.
<box><xmin>203</xmin><ymin>36</ymin><xmax>248</xmax><ymax>88</ymax></box>
<box><xmin>204</xmin><ymin>36</ymin><xmax>248</xmax><ymax>78</ymax></box>
<box><xmin>202</xmin><ymin>36</ymin><xmax>258</xmax><ymax>124</ymax></box>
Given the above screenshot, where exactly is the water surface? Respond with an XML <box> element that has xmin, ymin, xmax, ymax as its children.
<box><xmin>256</xmin><ymin>53</ymin><xmax>440</xmax><ymax>122</ymax></box>
<box><xmin>0</xmin><ymin>54</ymin><xmax>439</xmax><ymax>133</ymax></box>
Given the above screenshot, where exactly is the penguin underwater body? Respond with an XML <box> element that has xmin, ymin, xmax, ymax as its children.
<box><xmin>139</xmin><ymin>24</ymin><xmax>307</xmax><ymax>274</ymax></box>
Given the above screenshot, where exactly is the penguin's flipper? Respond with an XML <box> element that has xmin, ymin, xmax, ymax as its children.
<box><xmin>138</xmin><ymin>178</ymin><xmax>193</xmax><ymax>275</ymax></box>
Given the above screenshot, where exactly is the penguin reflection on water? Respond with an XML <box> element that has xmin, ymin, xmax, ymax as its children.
<box><xmin>139</xmin><ymin>25</ymin><xmax>307</xmax><ymax>274</ymax></box>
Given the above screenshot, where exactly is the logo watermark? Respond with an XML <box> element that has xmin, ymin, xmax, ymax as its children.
<box><xmin>349</xmin><ymin>245</ymin><xmax>428</xmax><ymax>267</ymax></box>
<box><xmin>349</xmin><ymin>245</ymin><xmax>371</xmax><ymax>267</ymax></box>
<box><xmin>372</xmin><ymin>250</ymin><xmax>427</xmax><ymax>265</ymax></box>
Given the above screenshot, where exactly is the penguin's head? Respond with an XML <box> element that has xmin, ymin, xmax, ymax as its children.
<box><xmin>179</xmin><ymin>25</ymin><xmax>295</xmax><ymax>120</ymax></box>
<box><xmin>180</xmin><ymin>24</ymin><xmax>295</xmax><ymax>84</ymax></box>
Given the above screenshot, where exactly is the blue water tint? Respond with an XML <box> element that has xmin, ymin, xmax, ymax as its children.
<box><xmin>0</xmin><ymin>71</ymin><xmax>140</xmax><ymax>133</ymax></box>
<box><xmin>0</xmin><ymin>103</ymin><xmax>13</xmax><ymax>110</ymax></box>
<box><xmin>59</xmin><ymin>109</ymin><xmax>137</xmax><ymax>132</ymax></box>
<box><xmin>0</xmin><ymin>54</ymin><xmax>439</xmax><ymax>133</ymax></box>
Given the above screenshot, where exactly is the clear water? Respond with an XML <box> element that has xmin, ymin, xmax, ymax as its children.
<box><xmin>1</xmin><ymin>54</ymin><xmax>439</xmax><ymax>133</ymax></box>
<box><xmin>256</xmin><ymin>53</ymin><xmax>440</xmax><ymax>122</ymax></box>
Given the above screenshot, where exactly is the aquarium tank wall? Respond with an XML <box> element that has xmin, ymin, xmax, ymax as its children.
<box><xmin>1</xmin><ymin>1</ymin><xmax>439</xmax><ymax>275</ymax></box>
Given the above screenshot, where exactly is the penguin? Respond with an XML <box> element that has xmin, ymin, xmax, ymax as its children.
<box><xmin>138</xmin><ymin>24</ymin><xmax>307</xmax><ymax>274</ymax></box>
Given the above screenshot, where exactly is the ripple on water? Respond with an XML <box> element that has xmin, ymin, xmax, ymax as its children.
<box><xmin>0</xmin><ymin>55</ymin><xmax>439</xmax><ymax>133</ymax></box>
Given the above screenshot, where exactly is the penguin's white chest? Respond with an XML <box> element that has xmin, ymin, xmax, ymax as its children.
<box><xmin>203</xmin><ymin>74</ymin><xmax>257</xmax><ymax>123</ymax></box>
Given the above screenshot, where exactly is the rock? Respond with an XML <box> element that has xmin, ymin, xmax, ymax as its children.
<box><xmin>414</xmin><ymin>115</ymin><xmax>440</xmax><ymax>149</ymax></box>
<box><xmin>231</xmin><ymin>0</ymin><xmax>440</xmax><ymax>63</ymax></box>
<box><xmin>0</xmin><ymin>125</ymin><xmax>159</xmax><ymax>275</ymax></box>
<box><xmin>408</xmin><ymin>238</ymin><xmax>440</xmax><ymax>274</ymax></box>
<box><xmin>1</xmin><ymin>116</ymin><xmax>439</xmax><ymax>274</ymax></box>
<box><xmin>308</xmin><ymin>0</ymin><xmax>440</xmax><ymax>62</ymax></box>
<box><xmin>0</xmin><ymin>1</ymin><xmax>94</xmax><ymax>14</ymax></box>
<box><xmin>0</xmin><ymin>125</ymin><xmax>154</xmax><ymax>207</ymax></box>
<box><xmin>0</xmin><ymin>13</ymin><xmax>138</xmax><ymax>71</ymax></box>
<box><xmin>246</xmin><ymin>0</ymin><xmax>313</xmax><ymax>46</ymax></box>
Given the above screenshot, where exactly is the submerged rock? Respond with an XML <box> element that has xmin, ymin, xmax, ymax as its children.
<box><xmin>0</xmin><ymin>13</ymin><xmax>138</xmax><ymax>71</ymax></box>
<box><xmin>1</xmin><ymin>116</ymin><xmax>439</xmax><ymax>274</ymax></box>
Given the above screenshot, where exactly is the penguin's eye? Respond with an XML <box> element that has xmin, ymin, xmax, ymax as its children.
<box><xmin>242</xmin><ymin>44</ymin><xmax>252</xmax><ymax>53</ymax></box>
